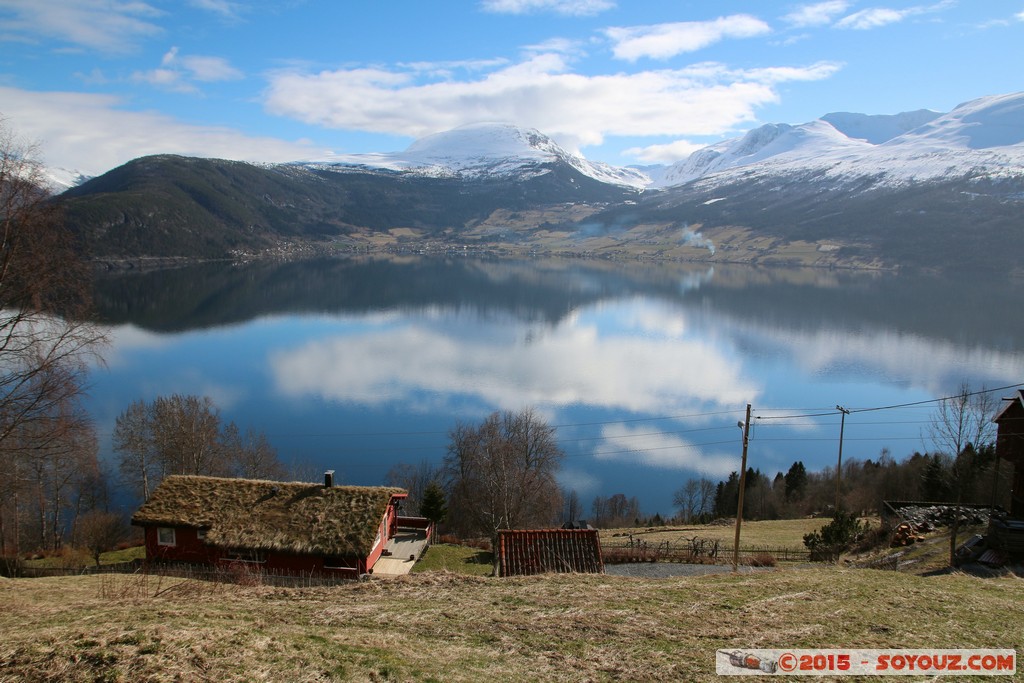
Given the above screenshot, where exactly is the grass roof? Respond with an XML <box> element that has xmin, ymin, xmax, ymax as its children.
<box><xmin>131</xmin><ymin>475</ymin><xmax>406</xmax><ymax>558</ymax></box>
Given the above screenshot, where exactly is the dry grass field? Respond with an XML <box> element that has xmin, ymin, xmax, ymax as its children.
<box><xmin>602</xmin><ymin>518</ymin><xmax>836</xmax><ymax>550</ymax></box>
<box><xmin>1</xmin><ymin>564</ymin><xmax>1021</xmax><ymax>682</ymax></box>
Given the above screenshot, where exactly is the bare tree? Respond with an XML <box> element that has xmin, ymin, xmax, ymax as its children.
<box><xmin>590</xmin><ymin>493</ymin><xmax>641</xmax><ymax>528</ymax></box>
<box><xmin>385</xmin><ymin>460</ymin><xmax>442</xmax><ymax>516</ymax></box>
<box><xmin>928</xmin><ymin>383</ymin><xmax>998</xmax><ymax>567</ymax></box>
<box><xmin>563</xmin><ymin>489</ymin><xmax>582</xmax><ymax>524</ymax></box>
<box><xmin>151</xmin><ymin>394</ymin><xmax>224</xmax><ymax>478</ymax></box>
<box><xmin>114</xmin><ymin>394</ymin><xmax>284</xmax><ymax>502</ymax></box>
<box><xmin>698</xmin><ymin>478</ymin><xmax>716</xmax><ymax>521</ymax></box>
<box><xmin>221</xmin><ymin>422</ymin><xmax>285</xmax><ymax>481</ymax></box>
<box><xmin>0</xmin><ymin>120</ymin><xmax>106</xmax><ymax>554</ymax></box>
<box><xmin>78</xmin><ymin>510</ymin><xmax>127</xmax><ymax>566</ymax></box>
<box><xmin>113</xmin><ymin>399</ymin><xmax>156</xmax><ymax>501</ymax></box>
<box><xmin>674</xmin><ymin>479</ymin><xmax>701</xmax><ymax>523</ymax></box>
<box><xmin>0</xmin><ymin>390</ymin><xmax>100</xmax><ymax>552</ymax></box>
<box><xmin>444</xmin><ymin>408</ymin><xmax>564</xmax><ymax>564</ymax></box>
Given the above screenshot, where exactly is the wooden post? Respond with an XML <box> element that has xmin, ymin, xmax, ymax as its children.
<box><xmin>733</xmin><ymin>403</ymin><xmax>751</xmax><ymax>572</ymax></box>
<box><xmin>836</xmin><ymin>405</ymin><xmax>850</xmax><ymax>512</ymax></box>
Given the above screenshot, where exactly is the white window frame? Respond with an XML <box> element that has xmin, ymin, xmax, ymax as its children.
<box><xmin>324</xmin><ymin>555</ymin><xmax>356</xmax><ymax>569</ymax></box>
<box><xmin>157</xmin><ymin>527</ymin><xmax>176</xmax><ymax>546</ymax></box>
<box><xmin>222</xmin><ymin>550</ymin><xmax>266</xmax><ymax>564</ymax></box>
<box><xmin>196</xmin><ymin>528</ymin><xmax>207</xmax><ymax>541</ymax></box>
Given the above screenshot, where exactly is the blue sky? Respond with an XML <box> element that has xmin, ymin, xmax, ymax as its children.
<box><xmin>1</xmin><ymin>0</ymin><xmax>1022</xmax><ymax>177</ymax></box>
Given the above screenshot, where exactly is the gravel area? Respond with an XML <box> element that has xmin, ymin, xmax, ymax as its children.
<box><xmin>604</xmin><ymin>562</ymin><xmax>767</xmax><ymax>578</ymax></box>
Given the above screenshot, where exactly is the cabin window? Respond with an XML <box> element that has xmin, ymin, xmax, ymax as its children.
<box><xmin>157</xmin><ymin>527</ymin><xmax>176</xmax><ymax>546</ymax></box>
<box><xmin>196</xmin><ymin>528</ymin><xmax>207</xmax><ymax>541</ymax></box>
<box><xmin>222</xmin><ymin>550</ymin><xmax>265</xmax><ymax>564</ymax></box>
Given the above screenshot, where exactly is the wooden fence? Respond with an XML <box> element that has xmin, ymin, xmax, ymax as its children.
<box><xmin>9</xmin><ymin>560</ymin><xmax>361</xmax><ymax>588</ymax></box>
<box><xmin>600</xmin><ymin>535</ymin><xmax>810</xmax><ymax>564</ymax></box>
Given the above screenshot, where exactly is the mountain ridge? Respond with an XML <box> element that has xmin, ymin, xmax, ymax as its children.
<box><xmin>58</xmin><ymin>92</ymin><xmax>1024</xmax><ymax>272</ymax></box>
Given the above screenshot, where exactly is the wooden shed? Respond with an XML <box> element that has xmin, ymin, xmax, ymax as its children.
<box><xmin>496</xmin><ymin>528</ymin><xmax>604</xmax><ymax>577</ymax></box>
<box><xmin>131</xmin><ymin>474</ymin><xmax>407</xmax><ymax>578</ymax></box>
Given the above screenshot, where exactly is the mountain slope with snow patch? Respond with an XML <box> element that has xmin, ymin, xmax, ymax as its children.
<box><xmin>305</xmin><ymin>122</ymin><xmax>650</xmax><ymax>188</ymax></box>
<box><xmin>660</xmin><ymin>92</ymin><xmax>1024</xmax><ymax>189</ymax></box>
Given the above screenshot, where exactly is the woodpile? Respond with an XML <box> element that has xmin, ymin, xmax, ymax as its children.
<box><xmin>890</xmin><ymin>522</ymin><xmax>926</xmax><ymax>547</ymax></box>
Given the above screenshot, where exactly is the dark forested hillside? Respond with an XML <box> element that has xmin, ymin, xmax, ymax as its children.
<box><xmin>586</xmin><ymin>173</ymin><xmax>1024</xmax><ymax>272</ymax></box>
<box><xmin>61</xmin><ymin>155</ymin><xmax>635</xmax><ymax>259</ymax></box>
<box><xmin>59</xmin><ymin>152</ymin><xmax>1024</xmax><ymax>272</ymax></box>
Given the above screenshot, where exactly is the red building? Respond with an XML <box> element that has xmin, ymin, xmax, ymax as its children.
<box><xmin>993</xmin><ymin>390</ymin><xmax>1024</xmax><ymax>518</ymax></box>
<box><xmin>990</xmin><ymin>390</ymin><xmax>1024</xmax><ymax>558</ymax></box>
<box><xmin>131</xmin><ymin>474</ymin><xmax>408</xmax><ymax>578</ymax></box>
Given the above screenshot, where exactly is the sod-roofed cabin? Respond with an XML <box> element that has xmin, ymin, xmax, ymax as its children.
<box><xmin>131</xmin><ymin>474</ymin><xmax>407</xmax><ymax>578</ymax></box>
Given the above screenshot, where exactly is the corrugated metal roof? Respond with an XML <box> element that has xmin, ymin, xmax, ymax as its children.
<box><xmin>497</xmin><ymin>528</ymin><xmax>604</xmax><ymax>577</ymax></box>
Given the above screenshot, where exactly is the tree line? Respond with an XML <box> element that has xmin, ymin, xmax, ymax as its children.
<box><xmin>679</xmin><ymin>385</ymin><xmax>1011</xmax><ymax>523</ymax></box>
<box><xmin>114</xmin><ymin>395</ymin><xmax>285</xmax><ymax>501</ymax></box>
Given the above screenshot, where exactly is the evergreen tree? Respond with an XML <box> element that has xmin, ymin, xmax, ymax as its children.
<box><xmin>714</xmin><ymin>472</ymin><xmax>740</xmax><ymax>518</ymax></box>
<box><xmin>419</xmin><ymin>481</ymin><xmax>448</xmax><ymax>527</ymax></box>
<box><xmin>784</xmin><ymin>461</ymin><xmax>808</xmax><ymax>501</ymax></box>
<box><xmin>921</xmin><ymin>454</ymin><xmax>951</xmax><ymax>501</ymax></box>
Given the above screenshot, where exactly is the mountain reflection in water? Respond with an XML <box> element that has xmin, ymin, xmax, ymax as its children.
<box><xmin>89</xmin><ymin>256</ymin><xmax>1024</xmax><ymax>514</ymax></box>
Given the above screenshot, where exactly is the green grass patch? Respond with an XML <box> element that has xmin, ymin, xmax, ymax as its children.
<box><xmin>22</xmin><ymin>545</ymin><xmax>145</xmax><ymax>569</ymax></box>
<box><xmin>99</xmin><ymin>545</ymin><xmax>146</xmax><ymax>564</ymax></box>
<box><xmin>412</xmin><ymin>543</ymin><xmax>494</xmax><ymax>576</ymax></box>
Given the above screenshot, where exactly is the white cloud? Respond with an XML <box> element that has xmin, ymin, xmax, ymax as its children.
<box><xmin>834</xmin><ymin>2</ymin><xmax>955</xmax><ymax>30</ymax></box>
<box><xmin>269</xmin><ymin>300</ymin><xmax>760</xmax><ymax>415</ymax></box>
<box><xmin>835</xmin><ymin>7</ymin><xmax>907</xmax><ymax>29</ymax></box>
<box><xmin>782</xmin><ymin>1</ymin><xmax>851</xmax><ymax>27</ymax></box>
<box><xmin>397</xmin><ymin>57</ymin><xmax>511</xmax><ymax>80</ymax></box>
<box><xmin>481</xmin><ymin>0</ymin><xmax>615</xmax><ymax>16</ymax></box>
<box><xmin>130</xmin><ymin>47</ymin><xmax>242</xmax><ymax>92</ymax></box>
<box><xmin>557</xmin><ymin>467</ymin><xmax>602</xmax><ymax>495</ymax></box>
<box><xmin>594</xmin><ymin>424</ymin><xmax>738</xmax><ymax>475</ymax></box>
<box><xmin>0</xmin><ymin>86</ymin><xmax>322</xmax><ymax>175</ymax></box>
<box><xmin>605</xmin><ymin>15</ymin><xmax>771</xmax><ymax>61</ymax></box>
<box><xmin>179</xmin><ymin>54</ymin><xmax>244</xmax><ymax>82</ymax></box>
<box><xmin>716</xmin><ymin>309</ymin><xmax>1024</xmax><ymax>402</ymax></box>
<box><xmin>131</xmin><ymin>67</ymin><xmax>193</xmax><ymax>92</ymax></box>
<box><xmin>1016</xmin><ymin>10</ymin><xmax>1024</xmax><ymax>21</ymax></box>
<box><xmin>623</xmin><ymin>139</ymin><xmax>706</xmax><ymax>164</ymax></box>
<box><xmin>263</xmin><ymin>55</ymin><xmax>840</xmax><ymax>149</ymax></box>
<box><xmin>522</xmin><ymin>37</ymin><xmax>587</xmax><ymax>57</ymax></box>
<box><xmin>0</xmin><ymin>0</ymin><xmax>163</xmax><ymax>52</ymax></box>
<box><xmin>189</xmin><ymin>0</ymin><xmax>244</xmax><ymax>20</ymax></box>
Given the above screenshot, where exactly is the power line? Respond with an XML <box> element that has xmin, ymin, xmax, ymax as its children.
<box><xmin>752</xmin><ymin>381</ymin><xmax>1024</xmax><ymax>421</ymax></box>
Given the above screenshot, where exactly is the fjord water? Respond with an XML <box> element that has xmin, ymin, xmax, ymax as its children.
<box><xmin>90</xmin><ymin>256</ymin><xmax>1024</xmax><ymax>516</ymax></box>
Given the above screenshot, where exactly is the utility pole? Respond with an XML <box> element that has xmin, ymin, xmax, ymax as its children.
<box><xmin>733</xmin><ymin>403</ymin><xmax>751</xmax><ymax>572</ymax></box>
<box><xmin>835</xmin><ymin>405</ymin><xmax>850</xmax><ymax>512</ymax></box>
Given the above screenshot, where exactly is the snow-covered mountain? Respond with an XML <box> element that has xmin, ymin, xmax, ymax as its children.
<box><xmin>56</xmin><ymin>91</ymin><xmax>1024</xmax><ymax>271</ymax></box>
<box><xmin>304</xmin><ymin>122</ymin><xmax>650</xmax><ymax>188</ymax></box>
<box><xmin>50</xmin><ymin>92</ymin><xmax>1024</xmax><ymax>195</ymax></box>
<box><xmin>42</xmin><ymin>167</ymin><xmax>92</xmax><ymax>192</ymax></box>
<box><xmin>821</xmin><ymin>109</ymin><xmax>941</xmax><ymax>144</ymax></box>
<box><xmin>652</xmin><ymin>92</ymin><xmax>1024</xmax><ymax>189</ymax></box>
<box><xmin>288</xmin><ymin>92</ymin><xmax>1024</xmax><ymax>194</ymax></box>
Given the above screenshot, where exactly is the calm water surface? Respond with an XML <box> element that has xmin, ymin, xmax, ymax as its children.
<box><xmin>88</xmin><ymin>256</ymin><xmax>1024</xmax><ymax>515</ymax></box>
